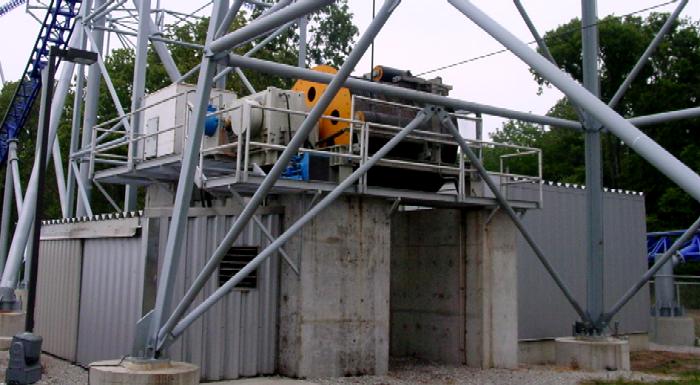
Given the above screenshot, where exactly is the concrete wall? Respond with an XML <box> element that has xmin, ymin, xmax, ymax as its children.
<box><xmin>278</xmin><ymin>195</ymin><xmax>391</xmax><ymax>378</ymax></box>
<box><xmin>390</xmin><ymin>209</ymin><xmax>465</xmax><ymax>365</ymax></box>
<box><xmin>389</xmin><ymin>208</ymin><xmax>518</xmax><ymax>369</ymax></box>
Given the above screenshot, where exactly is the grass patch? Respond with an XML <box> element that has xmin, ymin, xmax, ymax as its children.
<box><xmin>581</xmin><ymin>351</ymin><xmax>700</xmax><ymax>385</ymax></box>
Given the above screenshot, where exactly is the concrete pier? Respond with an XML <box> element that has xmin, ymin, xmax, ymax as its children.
<box><xmin>650</xmin><ymin>316</ymin><xmax>696</xmax><ymax>346</ymax></box>
<box><xmin>555</xmin><ymin>337</ymin><xmax>630</xmax><ymax>371</ymax></box>
<box><xmin>0</xmin><ymin>311</ymin><xmax>26</xmax><ymax>350</ymax></box>
<box><xmin>89</xmin><ymin>359</ymin><xmax>199</xmax><ymax>385</ymax></box>
<box><xmin>278</xmin><ymin>196</ymin><xmax>391</xmax><ymax>378</ymax></box>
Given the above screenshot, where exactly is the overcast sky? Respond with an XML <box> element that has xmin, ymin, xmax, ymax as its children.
<box><xmin>1</xmin><ymin>0</ymin><xmax>698</xmax><ymax>137</ymax></box>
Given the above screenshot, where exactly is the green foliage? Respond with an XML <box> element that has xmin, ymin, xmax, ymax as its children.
<box><xmin>496</xmin><ymin>13</ymin><xmax>700</xmax><ymax>231</ymax></box>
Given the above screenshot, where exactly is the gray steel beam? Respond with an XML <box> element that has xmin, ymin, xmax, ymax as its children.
<box><xmin>208</xmin><ymin>0</ymin><xmax>333</xmax><ymax>55</ymax></box>
<box><xmin>77</xmin><ymin>0</ymin><xmax>105</xmax><ymax>217</ymax></box>
<box><xmin>0</xmin><ymin>68</ymin><xmax>49</xmax><ymax>293</ymax></box>
<box><xmin>582</xmin><ymin>0</ymin><xmax>605</xmax><ymax>333</ymax></box>
<box><xmin>166</xmin><ymin>107</ymin><xmax>434</xmax><ymax>347</ymax></box>
<box><xmin>51</xmin><ymin>137</ymin><xmax>68</xmax><ymax>218</ymax></box>
<box><xmin>125</xmin><ymin>0</ymin><xmax>151</xmax><ymax>211</ymax></box>
<box><xmin>513</xmin><ymin>0</ymin><xmax>586</xmax><ymax>123</ymax></box>
<box><xmin>608</xmin><ymin>0</ymin><xmax>687</xmax><ymax>110</ymax></box>
<box><xmin>0</xmin><ymin>147</ymin><xmax>15</xmax><ymax>273</ymax></box>
<box><xmin>214</xmin><ymin>0</ymin><xmax>243</xmax><ymax>38</ymax></box>
<box><xmin>156</xmin><ymin>0</ymin><xmax>402</xmax><ymax>351</ymax></box>
<box><xmin>298</xmin><ymin>14</ymin><xmax>307</xmax><ymax>68</ymax></box>
<box><xmin>9</xmin><ymin>143</ymin><xmax>22</xmax><ymax>213</ymax></box>
<box><xmin>602</xmin><ymin>216</ymin><xmax>700</xmax><ymax>324</ymax></box>
<box><xmin>447</xmin><ymin>0</ymin><xmax>700</xmax><ymax>205</ymax></box>
<box><xmin>215</xmin><ymin>0</ymin><xmax>230</xmax><ymax>90</ymax></box>
<box><xmin>630</xmin><ymin>106</ymin><xmax>700</xmax><ymax>127</ymax></box>
<box><xmin>213</xmin><ymin>20</ymin><xmax>296</xmax><ymax>83</ymax></box>
<box><xmin>66</xmin><ymin>21</ymin><xmax>87</xmax><ymax>218</ymax></box>
<box><xmin>145</xmin><ymin>0</ymin><xmax>226</xmax><ymax>358</ymax></box>
<box><xmin>226</xmin><ymin>55</ymin><xmax>583</xmax><ymax>130</ymax></box>
<box><xmin>440</xmin><ymin>112</ymin><xmax>591</xmax><ymax>324</ymax></box>
<box><xmin>131</xmin><ymin>0</ymin><xmax>181</xmax><ymax>82</ymax></box>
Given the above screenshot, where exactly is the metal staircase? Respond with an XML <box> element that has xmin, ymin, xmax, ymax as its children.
<box><xmin>0</xmin><ymin>0</ymin><xmax>82</xmax><ymax>164</ymax></box>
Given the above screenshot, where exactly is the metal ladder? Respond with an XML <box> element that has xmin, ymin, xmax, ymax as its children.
<box><xmin>0</xmin><ymin>0</ymin><xmax>82</xmax><ymax>164</ymax></box>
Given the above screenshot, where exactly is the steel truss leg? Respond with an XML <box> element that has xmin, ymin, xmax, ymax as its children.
<box><xmin>78</xmin><ymin>0</ymin><xmax>105</xmax><ymax>217</ymax></box>
<box><xmin>0</xmin><ymin>68</ymin><xmax>50</xmax><ymax>306</ymax></box>
<box><xmin>163</xmin><ymin>107</ymin><xmax>434</xmax><ymax>350</ymax></box>
<box><xmin>0</xmin><ymin>151</ymin><xmax>15</xmax><ymax>273</ymax></box>
<box><xmin>228</xmin><ymin>189</ymin><xmax>298</xmax><ymax>275</ymax></box>
<box><xmin>513</xmin><ymin>0</ymin><xmax>586</xmax><ymax>122</ymax></box>
<box><xmin>447</xmin><ymin>0</ymin><xmax>700</xmax><ymax>210</ymax></box>
<box><xmin>124</xmin><ymin>0</ymin><xmax>152</xmax><ymax>211</ymax></box>
<box><xmin>439</xmin><ymin>112</ymin><xmax>591</xmax><ymax>324</ymax></box>
<box><xmin>154</xmin><ymin>0</ymin><xmax>402</xmax><ymax>354</ymax></box>
<box><xmin>144</xmin><ymin>0</ymin><xmax>235</xmax><ymax>357</ymax></box>
<box><xmin>212</xmin><ymin>20</ymin><xmax>297</xmax><ymax>83</ymax></box>
<box><xmin>130</xmin><ymin>0</ymin><xmax>182</xmax><ymax>82</ymax></box>
<box><xmin>608</xmin><ymin>0</ymin><xmax>687</xmax><ymax>109</ymax></box>
<box><xmin>603</xmin><ymin>216</ymin><xmax>700</xmax><ymax>324</ymax></box>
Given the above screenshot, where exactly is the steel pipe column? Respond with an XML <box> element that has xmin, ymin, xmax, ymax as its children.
<box><xmin>77</xmin><ymin>0</ymin><xmax>105</xmax><ymax>217</ymax></box>
<box><xmin>145</xmin><ymin>0</ymin><xmax>227</xmax><ymax>358</ymax></box>
<box><xmin>124</xmin><ymin>0</ymin><xmax>152</xmax><ymax>211</ymax></box>
<box><xmin>581</xmin><ymin>0</ymin><xmax>605</xmax><ymax>333</ymax></box>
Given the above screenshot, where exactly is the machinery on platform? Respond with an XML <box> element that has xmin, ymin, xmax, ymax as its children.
<box><xmin>196</xmin><ymin>65</ymin><xmax>462</xmax><ymax>192</ymax></box>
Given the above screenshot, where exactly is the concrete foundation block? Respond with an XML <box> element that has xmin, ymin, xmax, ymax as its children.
<box><xmin>0</xmin><ymin>311</ymin><xmax>26</xmax><ymax>351</ymax></box>
<box><xmin>555</xmin><ymin>337</ymin><xmax>630</xmax><ymax>371</ymax></box>
<box><xmin>89</xmin><ymin>359</ymin><xmax>200</xmax><ymax>385</ymax></box>
<box><xmin>650</xmin><ymin>316</ymin><xmax>696</xmax><ymax>346</ymax></box>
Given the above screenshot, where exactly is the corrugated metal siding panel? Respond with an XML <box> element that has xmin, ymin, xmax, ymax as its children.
<box><xmin>162</xmin><ymin>214</ymin><xmax>280</xmax><ymax>381</ymax></box>
<box><xmin>76</xmin><ymin>237</ymin><xmax>144</xmax><ymax>366</ymax></box>
<box><xmin>35</xmin><ymin>239</ymin><xmax>82</xmax><ymax>362</ymax></box>
<box><xmin>510</xmin><ymin>184</ymin><xmax>649</xmax><ymax>340</ymax></box>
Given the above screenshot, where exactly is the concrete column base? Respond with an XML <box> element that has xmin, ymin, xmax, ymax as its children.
<box><xmin>0</xmin><ymin>311</ymin><xmax>26</xmax><ymax>350</ymax></box>
<box><xmin>89</xmin><ymin>359</ymin><xmax>200</xmax><ymax>385</ymax></box>
<box><xmin>555</xmin><ymin>337</ymin><xmax>630</xmax><ymax>371</ymax></box>
<box><xmin>650</xmin><ymin>316</ymin><xmax>696</xmax><ymax>346</ymax></box>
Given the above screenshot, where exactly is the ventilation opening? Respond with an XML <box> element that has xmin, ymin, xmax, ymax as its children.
<box><xmin>218</xmin><ymin>246</ymin><xmax>258</xmax><ymax>289</ymax></box>
<box><xmin>307</xmin><ymin>86</ymin><xmax>317</xmax><ymax>102</ymax></box>
<box><xmin>330</xmin><ymin>109</ymin><xmax>340</xmax><ymax>125</ymax></box>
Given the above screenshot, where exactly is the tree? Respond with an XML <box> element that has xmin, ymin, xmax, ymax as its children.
<box><xmin>495</xmin><ymin>13</ymin><xmax>700</xmax><ymax>231</ymax></box>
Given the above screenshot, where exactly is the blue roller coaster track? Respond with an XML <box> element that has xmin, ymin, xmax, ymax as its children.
<box><xmin>0</xmin><ymin>0</ymin><xmax>82</xmax><ymax>164</ymax></box>
<box><xmin>647</xmin><ymin>230</ymin><xmax>700</xmax><ymax>263</ymax></box>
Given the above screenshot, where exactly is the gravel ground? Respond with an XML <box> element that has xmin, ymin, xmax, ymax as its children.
<box><xmin>0</xmin><ymin>352</ymin><xmax>681</xmax><ymax>385</ymax></box>
<box><xmin>0</xmin><ymin>351</ymin><xmax>87</xmax><ymax>385</ymax></box>
<box><xmin>313</xmin><ymin>358</ymin><xmax>673</xmax><ymax>385</ymax></box>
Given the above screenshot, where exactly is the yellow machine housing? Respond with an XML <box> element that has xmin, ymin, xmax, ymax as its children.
<box><xmin>292</xmin><ymin>65</ymin><xmax>352</xmax><ymax>147</ymax></box>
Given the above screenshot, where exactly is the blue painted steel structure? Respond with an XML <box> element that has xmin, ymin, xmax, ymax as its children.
<box><xmin>647</xmin><ymin>230</ymin><xmax>700</xmax><ymax>263</ymax></box>
<box><xmin>0</xmin><ymin>0</ymin><xmax>82</xmax><ymax>164</ymax></box>
<box><xmin>0</xmin><ymin>0</ymin><xmax>26</xmax><ymax>17</ymax></box>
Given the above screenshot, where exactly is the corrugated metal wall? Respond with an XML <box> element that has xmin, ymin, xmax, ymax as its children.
<box><xmin>509</xmin><ymin>183</ymin><xmax>649</xmax><ymax>340</ymax></box>
<box><xmin>161</xmin><ymin>214</ymin><xmax>280</xmax><ymax>381</ymax></box>
<box><xmin>76</xmin><ymin>236</ymin><xmax>144</xmax><ymax>365</ymax></box>
<box><xmin>35</xmin><ymin>240</ymin><xmax>82</xmax><ymax>362</ymax></box>
<box><xmin>36</xmin><ymin>212</ymin><xmax>280</xmax><ymax>381</ymax></box>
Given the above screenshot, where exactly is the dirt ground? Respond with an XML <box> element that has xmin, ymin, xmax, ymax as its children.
<box><xmin>630</xmin><ymin>350</ymin><xmax>700</xmax><ymax>375</ymax></box>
